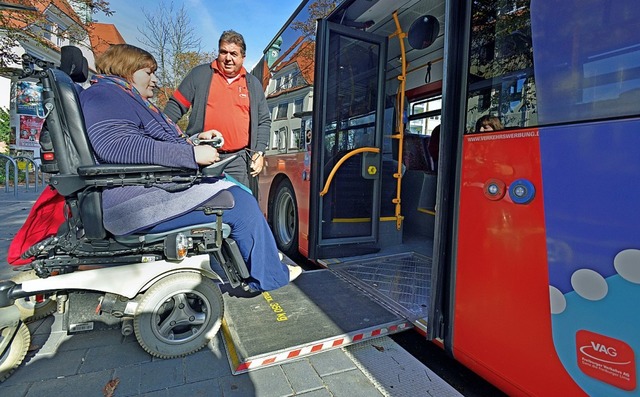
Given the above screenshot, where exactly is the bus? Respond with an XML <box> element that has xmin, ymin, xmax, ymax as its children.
<box><xmin>248</xmin><ymin>0</ymin><xmax>640</xmax><ymax>395</ymax></box>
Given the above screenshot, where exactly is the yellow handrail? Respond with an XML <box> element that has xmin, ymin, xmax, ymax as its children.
<box><xmin>319</xmin><ymin>147</ymin><xmax>381</xmax><ymax>196</ymax></box>
<box><xmin>389</xmin><ymin>11</ymin><xmax>406</xmax><ymax>230</ymax></box>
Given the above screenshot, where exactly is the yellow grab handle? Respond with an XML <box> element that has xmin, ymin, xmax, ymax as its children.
<box><xmin>319</xmin><ymin>147</ymin><xmax>380</xmax><ymax>196</ymax></box>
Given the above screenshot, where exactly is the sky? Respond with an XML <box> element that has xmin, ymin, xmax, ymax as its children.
<box><xmin>95</xmin><ymin>0</ymin><xmax>303</xmax><ymax>70</ymax></box>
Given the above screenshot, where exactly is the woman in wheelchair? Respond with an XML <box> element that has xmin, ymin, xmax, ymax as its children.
<box><xmin>80</xmin><ymin>44</ymin><xmax>301</xmax><ymax>291</ymax></box>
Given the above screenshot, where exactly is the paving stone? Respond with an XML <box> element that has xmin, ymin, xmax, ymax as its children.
<box><xmin>113</xmin><ymin>356</ymin><xmax>184</xmax><ymax>395</ymax></box>
<box><xmin>58</xmin><ymin>328</ymin><xmax>134</xmax><ymax>352</ymax></box>
<box><xmin>79</xmin><ymin>342</ymin><xmax>151</xmax><ymax>373</ymax></box>
<box><xmin>0</xmin><ymin>382</ymin><xmax>31</xmax><ymax>397</ymax></box>
<box><xmin>165</xmin><ymin>378</ymin><xmax>220</xmax><ymax>397</ymax></box>
<box><xmin>281</xmin><ymin>358</ymin><xmax>324</xmax><ymax>394</ymax></box>
<box><xmin>184</xmin><ymin>337</ymin><xmax>232</xmax><ymax>383</ymax></box>
<box><xmin>218</xmin><ymin>365</ymin><xmax>293</xmax><ymax>397</ymax></box>
<box><xmin>321</xmin><ymin>369</ymin><xmax>384</xmax><ymax>397</ymax></box>
<box><xmin>2</xmin><ymin>347</ymin><xmax>86</xmax><ymax>386</ymax></box>
<box><xmin>248</xmin><ymin>366</ymin><xmax>294</xmax><ymax>397</ymax></box>
<box><xmin>217</xmin><ymin>373</ymin><xmax>259</xmax><ymax>397</ymax></box>
<box><xmin>141</xmin><ymin>388</ymin><xmax>170</xmax><ymax>397</ymax></box>
<box><xmin>307</xmin><ymin>348</ymin><xmax>356</xmax><ymax>377</ymax></box>
<box><xmin>296</xmin><ymin>388</ymin><xmax>333</xmax><ymax>397</ymax></box>
<box><xmin>28</xmin><ymin>329</ymin><xmax>69</xmax><ymax>356</ymax></box>
<box><xmin>24</xmin><ymin>369</ymin><xmax>114</xmax><ymax>397</ymax></box>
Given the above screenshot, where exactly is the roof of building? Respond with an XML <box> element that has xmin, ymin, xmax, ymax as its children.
<box><xmin>88</xmin><ymin>22</ymin><xmax>126</xmax><ymax>57</ymax></box>
<box><xmin>2</xmin><ymin>0</ymin><xmax>86</xmax><ymax>31</ymax></box>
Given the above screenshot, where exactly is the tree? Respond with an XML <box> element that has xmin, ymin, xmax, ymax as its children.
<box><xmin>0</xmin><ymin>1</ymin><xmax>113</xmax><ymax>70</ymax></box>
<box><xmin>291</xmin><ymin>0</ymin><xmax>337</xmax><ymax>39</ymax></box>
<box><xmin>136</xmin><ymin>1</ymin><xmax>215</xmax><ymax>108</ymax></box>
<box><xmin>0</xmin><ymin>106</ymin><xmax>9</xmax><ymax>140</ymax></box>
<box><xmin>0</xmin><ymin>107</ymin><xmax>10</xmax><ymax>154</ymax></box>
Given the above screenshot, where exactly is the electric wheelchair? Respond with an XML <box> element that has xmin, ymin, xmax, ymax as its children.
<box><xmin>0</xmin><ymin>47</ymin><xmax>251</xmax><ymax>381</ymax></box>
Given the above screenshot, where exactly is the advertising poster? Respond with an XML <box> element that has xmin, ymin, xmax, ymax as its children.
<box><xmin>18</xmin><ymin>115</ymin><xmax>44</xmax><ymax>148</ymax></box>
<box><xmin>15</xmin><ymin>81</ymin><xmax>43</xmax><ymax>116</ymax></box>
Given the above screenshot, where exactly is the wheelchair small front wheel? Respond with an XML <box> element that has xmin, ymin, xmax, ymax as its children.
<box><xmin>0</xmin><ymin>322</ymin><xmax>30</xmax><ymax>382</ymax></box>
<box><xmin>11</xmin><ymin>271</ymin><xmax>57</xmax><ymax>322</ymax></box>
<box><xmin>133</xmin><ymin>272</ymin><xmax>223</xmax><ymax>359</ymax></box>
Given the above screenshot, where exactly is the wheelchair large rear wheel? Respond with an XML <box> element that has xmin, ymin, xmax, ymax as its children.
<box><xmin>133</xmin><ymin>272</ymin><xmax>223</xmax><ymax>359</ymax></box>
<box><xmin>0</xmin><ymin>322</ymin><xmax>30</xmax><ymax>382</ymax></box>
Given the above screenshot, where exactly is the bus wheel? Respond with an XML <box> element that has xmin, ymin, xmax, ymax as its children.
<box><xmin>272</xmin><ymin>179</ymin><xmax>299</xmax><ymax>258</ymax></box>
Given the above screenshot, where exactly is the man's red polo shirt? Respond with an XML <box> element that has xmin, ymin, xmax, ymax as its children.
<box><xmin>204</xmin><ymin>60</ymin><xmax>250</xmax><ymax>152</ymax></box>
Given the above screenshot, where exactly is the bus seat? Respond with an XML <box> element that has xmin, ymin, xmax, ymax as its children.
<box><xmin>403</xmin><ymin>133</ymin><xmax>432</xmax><ymax>172</ymax></box>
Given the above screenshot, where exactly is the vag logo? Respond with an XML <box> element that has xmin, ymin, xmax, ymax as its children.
<box><xmin>580</xmin><ymin>342</ymin><xmax>631</xmax><ymax>365</ymax></box>
<box><xmin>588</xmin><ymin>342</ymin><xmax>617</xmax><ymax>357</ymax></box>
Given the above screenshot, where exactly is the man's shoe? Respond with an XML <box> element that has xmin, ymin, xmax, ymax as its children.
<box><xmin>287</xmin><ymin>264</ymin><xmax>302</xmax><ymax>282</ymax></box>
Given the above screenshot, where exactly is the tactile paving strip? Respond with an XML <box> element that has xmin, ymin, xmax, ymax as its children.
<box><xmin>345</xmin><ymin>336</ymin><xmax>463</xmax><ymax>396</ymax></box>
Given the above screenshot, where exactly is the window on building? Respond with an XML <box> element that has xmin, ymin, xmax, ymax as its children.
<box><xmin>276</xmin><ymin>102</ymin><xmax>288</xmax><ymax>119</ymax></box>
<box><xmin>294</xmin><ymin>98</ymin><xmax>303</xmax><ymax>115</ymax></box>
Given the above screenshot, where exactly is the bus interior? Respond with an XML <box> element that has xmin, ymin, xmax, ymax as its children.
<box><xmin>248</xmin><ymin>0</ymin><xmax>447</xmax><ymax>322</ymax></box>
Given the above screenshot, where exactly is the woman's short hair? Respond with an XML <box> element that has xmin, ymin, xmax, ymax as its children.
<box><xmin>95</xmin><ymin>44</ymin><xmax>157</xmax><ymax>80</ymax></box>
<box><xmin>475</xmin><ymin>115</ymin><xmax>504</xmax><ymax>132</ymax></box>
<box><xmin>219</xmin><ymin>30</ymin><xmax>246</xmax><ymax>56</ymax></box>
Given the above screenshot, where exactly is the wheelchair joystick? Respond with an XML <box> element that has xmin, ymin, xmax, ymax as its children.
<box><xmin>192</xmin><ymin>136</ymin><xmax>224</xmax><ymax>148</ymax></box>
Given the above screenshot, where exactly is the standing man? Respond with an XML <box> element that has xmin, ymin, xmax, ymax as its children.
<box><xmin>164</xmin><ymin>30</ymin><xmax>270</xmax><ymax>195</ymax></box>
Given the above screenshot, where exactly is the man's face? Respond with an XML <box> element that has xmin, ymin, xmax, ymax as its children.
<box><xmin>217</xmin><ymin>42</ymin><xmax>245</xmax><ymax>78</ymax></box>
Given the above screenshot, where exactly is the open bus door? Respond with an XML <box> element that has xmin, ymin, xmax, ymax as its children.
<box><xmin>308</xmin><ymin>19</ymin><xmax>388</xmax><ymax>260</ymax></box>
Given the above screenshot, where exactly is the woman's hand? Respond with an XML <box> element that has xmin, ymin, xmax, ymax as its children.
<box><xmin>194</xmin><ymin>145</ymin><xmax>220</xmax><ymax>166</ymax></box>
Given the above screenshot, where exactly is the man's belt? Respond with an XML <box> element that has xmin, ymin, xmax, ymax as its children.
<box><xmin>218</xmin><ymin>148</ymin><xmax>246</xmax><ymax>154</ymax></box>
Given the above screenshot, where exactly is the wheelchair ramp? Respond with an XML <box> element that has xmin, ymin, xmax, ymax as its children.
<box><xmin>325</xmin><ymin>252</ymin><xmax>432</xmax><ymax>333</ymax></box>
<box><xmin>220</xmin><ymin>269</ymin><xmax>411</xmax><ymax>374</ymax></box>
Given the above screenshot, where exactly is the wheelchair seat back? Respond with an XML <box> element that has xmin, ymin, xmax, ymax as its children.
<box><xmin>41</xmin><ymin>68</ymin><xmax>106</xmax><ymax>239</ymax></box>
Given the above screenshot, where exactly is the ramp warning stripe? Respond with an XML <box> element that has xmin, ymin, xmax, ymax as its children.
<box><xmin>223</xmin><ymin>320</ymin><xmax>412</xmax><ymax>374</ymax></box>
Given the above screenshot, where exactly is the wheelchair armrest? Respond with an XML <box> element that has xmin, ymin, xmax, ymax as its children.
<box><xmin>196</xmin><ymin>190</ymin><xmax>235</xmax><ymax>211</ymax></box>
<box><xmin>77</xmin><ymin>164</ymin><xmax>193</xmax><ymax>176</ymax></box>
<box><xmin>65</xmin><ymin>164</ymin><xmax>199</xmax><ymax>194</ymax></box>
<box><xmin>202</xmin><ymin>155</ymin><xmax>238</xmax><ymax>177</ymax></box>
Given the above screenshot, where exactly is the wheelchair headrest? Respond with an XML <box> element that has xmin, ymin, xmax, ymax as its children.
<box><xmin>60</xmin><ymin>46</ymin><xmax>88</xmax><ymax>83</ymax></box>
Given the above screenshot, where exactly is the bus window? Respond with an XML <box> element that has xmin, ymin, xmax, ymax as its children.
<box><xmin>408</xmin><ymin>96</ymin><xmax>441</xmax><ymax>136</ymax></box>
<box><xmin>530</xmin><ymin>1</ymin><xmax>640</xmax><ymax>124</ymax></box>
<box><xmin>466</xmin><ymin>1</ymin><xmax>536</xmax><ymax>132</ymax></box>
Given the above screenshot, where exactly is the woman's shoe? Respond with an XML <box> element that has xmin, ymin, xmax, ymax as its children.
<box><xmin>287</xmin><ymin>264</ymin><xmax>302</xmax><ymax>282</ymax></box>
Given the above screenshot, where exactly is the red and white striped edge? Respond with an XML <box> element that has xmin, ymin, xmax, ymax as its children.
<box><xmin>221</xmin><ymin>319</ymin><xmax>413</xmax><ymax>374</ymax></box>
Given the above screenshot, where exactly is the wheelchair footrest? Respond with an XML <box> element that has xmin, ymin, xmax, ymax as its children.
<box><xmin>212</xmin><ymin>238</ymin><xmax>250</xmax><ymax>289</ymax></box>
<box><xmin>222</xmin><ymin>239</ymin><xmax>250</xmax><ymax>279</ymax></box>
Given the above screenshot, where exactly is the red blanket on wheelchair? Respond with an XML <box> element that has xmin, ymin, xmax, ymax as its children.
<box><xmin>7</xmin><ymin>186</ymin><xmax>66</xmax><ymax>266</ymax></box>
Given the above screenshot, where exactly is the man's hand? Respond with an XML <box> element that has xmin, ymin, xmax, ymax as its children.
<box><xmin>198</xmin><ymin>129</ymin><xmax>223</xmax><ymax>140</ymax></box>
<box><xmin>250</xmin><ymin>152</ymin><xmax>264</xmax><ymax>176</ymax></box>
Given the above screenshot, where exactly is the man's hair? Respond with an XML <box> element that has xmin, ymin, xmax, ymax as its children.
<box><xmin>95</xmin><ymin>44</ymin><xmax>157</xmax><ymax>80</ymax></box>
<box><xmin>219</xmin><ymin>30</ymin><xmax>246</xmax><ymax>56</ymax></box>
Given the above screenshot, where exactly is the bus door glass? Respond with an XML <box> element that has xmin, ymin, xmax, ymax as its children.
<box><xmin>309</xmin><ymin>20</ymin><xmax>387</xmax><ymax>259</ymax></box>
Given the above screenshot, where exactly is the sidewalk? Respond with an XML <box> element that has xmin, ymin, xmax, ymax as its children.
<box><xmin>0</xmin><ymin>187</ymin><xmax>462</xmax><ymax>397</ymax></box>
